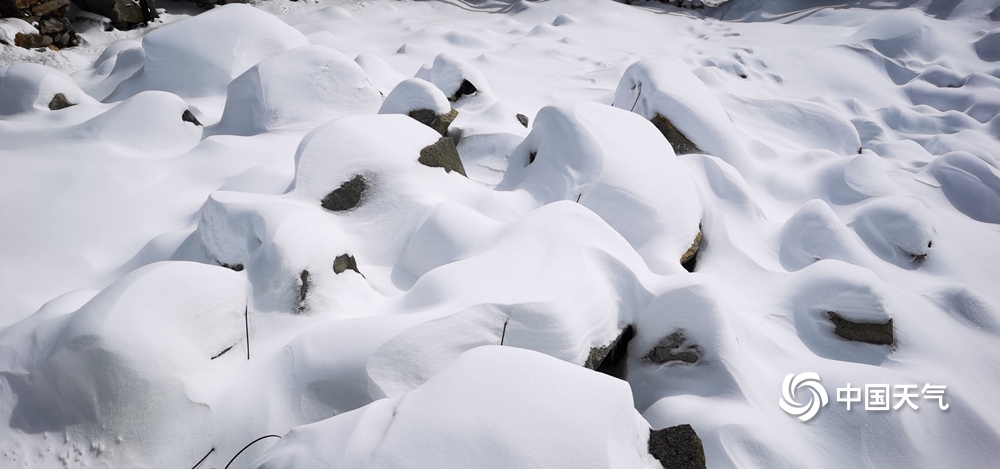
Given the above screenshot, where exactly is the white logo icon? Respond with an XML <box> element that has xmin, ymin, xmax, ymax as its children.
<box><xmin>779</xmin><ymin>372</ymin><xmax>829</xmax><ymax>422</ymax></box>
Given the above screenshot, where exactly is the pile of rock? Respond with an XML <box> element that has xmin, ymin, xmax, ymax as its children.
<box><xmin>0</xmin><ymin>0</ymin><xmax>80</xmax><ymax>49</ymax></box>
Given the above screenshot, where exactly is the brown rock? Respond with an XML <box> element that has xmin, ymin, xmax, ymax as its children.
<box><xmin>418</xmin><ymin>137</ymin><xmax>466</xmax><ymax>176</ymax></box>
<box><xmin>828</xmin><ymin>311</ymin><xmax>894</xmax><ymax>345</ymax></box>
<box><xmin>648</xmin><ymin>424</ymin><xmax>707</xmax><ymax>469</ymax></box>
<box><xmin>48</xmin><ymin>93</ymin><xmax>74</xmax><ymax>110</ymax></box>
<box><xmin>14</xmin><ymin>32</ymin><xmax>52</xmax><ymax>49</ymax></box>
<box><xmin>31</xmin><ymin>0</ymin><xmax>67</xmax><ymax>15</ymax></box>
<box><xmin>650</xmin><ymin>113</ymin><xmax>702</xmax><ymax>155</ymax></box>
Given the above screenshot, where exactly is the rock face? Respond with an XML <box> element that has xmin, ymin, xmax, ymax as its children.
<box><xmin>648</xmin><ymin>424</ymin><xmax>707</xmax><ymax>469</ymax></box>
<box><xmin>321</xmin><ymin>175</ymin><xmax>366</xmax><ymax>212</ymax></box>
<box><xmin>828</xmin><ymin>311</ymin><xmax>894</xmax><ymax>345</ymax></box>
<box><xmin>409</xmin><ymin>108</ymin><xmax>458</xmax><ymax>136</ymax></box>
<box><xmin>651</xmin><ymin>113</ymin><xmax>702</xmax><ymax>155</ymax></box>
<box><xmin>2</xmin><ymin>0</ymin><xmax>81</xmax><ymax>49</ymax></box>
<box><xmin>73</xmin><ymin>0</ymin><xmax>156</xmax><ymax>30</ymax></box>
<box><xmin>643</xmin><ymin>330</ymin><xmax>702</xmax><ymax>365</ymax></box>
<box><xmin>418</xmin><ymin>137</ymin><xmax>467</xmax><ymax>176</ymax></box>
<box><xmin>586</xmin><ymin>325</ymin><xmax>634</xmax><ymax>379</ymax></box>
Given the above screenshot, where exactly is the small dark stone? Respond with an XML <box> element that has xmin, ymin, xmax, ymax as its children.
<box><xmin>448</xmin><ymin>79</ymin><xmax>478</xmax><ymax>102</ymax></box>
<box><xmin>528</xmin><ymin>151</ymin><xmax>537</xmax><ymax>165</ymax></box>
<box><xmin>297</xmin><ymin>270</ymin><xmax>310</xmax><ymax>313</ymax></box>
<box><xmin>321</xmin><ymin>175</ymin><xmax>366</xmax><ymax>212</ymax></box>
<box><xmin>333</xmin><ymin>254</ymin><xmax>361</xmax><ymax>276</ymax></box>
<box><xmin>419</xmin><ymin>137</ymin><xmax>467</xmax><ymax>176</ymax></box>
<box><xmin>218</xmin><ymin>261</ymin><xmax>244</xmax><ymax>272</ymax></box>
<box><xmin>516</xmin><ymin>113</ymin><xmax>529</xmax><ymax>127</ymax></box>
<box><xmin>828</xmin><ymin>311</ymin><xmax>894</xmax><ymax>346</ymax></box>
<box><xmin>408</xmin><ymin>108</ymin><xmax>458</xmax><ymax>136</ymax></box>
<box><xmin>643</xmin><ymin>330</ymin><xmax>703</xmax><ymax>365</ymax></box>
<box><xmin>681</xmin><ymin>230</ymin><xmax>702</xmax><ymax>272</ymax></box>
<box><xmin>650</xmin><ymin>113</ymin><xmax>702</xmax><ymax>155</ymax></box>
<box><xmin>181</xmin><ymin>109</ymin><xmax>202</xmax><ymax>126</ymax></box>
<box><xmin>648</xmin><ymin>424</ymin><xmax>707</xmax><ymax>469</ymax></box>
<box><xmin>48</xmin><ymin>93</ymin><xmax>74</xmax><ymax>111</ymax></box>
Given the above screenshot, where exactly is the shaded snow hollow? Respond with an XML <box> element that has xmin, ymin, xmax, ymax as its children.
<box><xmin>2</xmin><ymin>0</ymin><xmax>1000</xmax><ymax>468</ymax></box>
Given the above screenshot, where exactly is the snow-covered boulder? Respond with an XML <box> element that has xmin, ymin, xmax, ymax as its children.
<box><xmin>415</xmin><ymin>52</ymin><xmax>494</xmax><ymax>104</ymax></box>
<box><xmin>217</xmin><ymin>45</ymin><xmax>382</xmax><ymax>135</ymax></box>
<box><xmin>379</xmin><ymin>77</ymin><xmax>457</xmax><ymax>136</ymax></box>
<box><xmin>850</xmin><ymin>197</ymin><xmax>935</xmax><ymax>266</ymax></box>
<box><xmin>0</xmin><ymin>63</ymin><xmax>97</xmax><ymax>115</ymax></box>
<box><xmin>498</xmin><ymin>101</ymin><xmax>703</xmax><ymax>275</ymax></box>
<box><xmin>254</xmin><ymin>346</ymin><xmax>663</xmax><ymax>469</ymax></box>
<box><xmin>79</xmin><ymin>90</ymin><xmax>203</xmax><ymax>156</ymax></box>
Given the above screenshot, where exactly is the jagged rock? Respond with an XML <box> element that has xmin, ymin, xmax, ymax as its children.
<box><xmin>516</xmin><ymin>113</ymin><xmax>529</xmax><ymax>127</ymax></box>
<box><xmin>48</xmin><ymin>93</ymin><xmax>74</xmax><ymax>110</ymax></box>
<box><xmin>408</xmin><ymin>108</ymin><xmax>458</xmax><ymax>136</ymax></box>
<box><xmin>333</xmin><ymin>254</ymin><xmax>361</xmax><ymax>276</ymax></box>
<box><xmin>680</xmin><ymin>230</ymin><xmax>701</xmax><ymax>271</ymax></box>
<box><xmin>650</xmin><ymin>113</ymin><xmax>702</xmax><ymax>155</ymax></box>
<box><xmin>31</xmin><ymin>0</ymin><xmax>67</xmax><ymax>15</ymax></box>
<box><xmin>828</xmin><ymin>311</ymin><xmax>894</xmax><ymax>345</ymax></box>
<box><xmin>321</xmin><ymin>175</ymin><xmax>366</xmax><ymax>212</ymax></box>
<box><xmin>643</xmin><ymin>330</ymin><xmax>702</xmax><ymax>365</ymax></box>
<box><xmin>37</xmin><ymin>16</ymin><xmax>63</xmax><ymax>34</ymax></box>
<box><xmin>448</xmin><ymin>79</ymin><xmax>478</xmax><ymax>102</ymax></box>
<box><xmin>585</xmin><ymin>325</ymin><xmax>634</xmax><ymax>379</ymax></box>
<box><xmin>418</xmin><ymin>137</ymin><xmax>467</xmax><ymax>176</ymax></box>
<box><xmin>181</xmin><ymin>109</ymin><xmax>202</xmax><ymax>126</ymax></box>
<box><xmin>14</xmin><ymin>32</ymin><xmax>51</xmax><ymax>48</ymax></box>
<box><xmin>218</xmin><ymin>261</ymin><xmax>243</xmax><ymax>272</ymax></box>
<box><xmin>648</xmin><ymin>424</ymin><xmax>707</xmax><ymax>469</ymax></box>
<box><xmin>73</xmin><ymin>0</ymin><xmax>156</xmax><ymax>29</ymax></box>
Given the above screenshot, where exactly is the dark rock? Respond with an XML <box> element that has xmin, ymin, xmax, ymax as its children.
<box><xmin>37</xmin><ymin>16</ymin><xmax>64</xmax><ymax>34</ymax></box>
<box><xmin>528</xmin><ymin>151</ymin><xmax>536</xmax><ymax>165</ymax></box>
<box><xmin>448</xmin><ymin>79</ymin><xmax>478</xmax><ymax>102</ymax></box>
<box><xmin>643</xmin><ymin>330</ymin><xmax>702</xmax><ymax>365</ymax></box>
<box><xmin>321</xmin><ymin>175</ymin><xmax>366</xmax><ymax>212</ymax></box>
<box><xmin>73</xmin><ymin>0</ymin><xmax>156</xmax><ymax>29</ymax></box>
<box><xmin>516</xmin><ymin>113</ymin><xmax>529</xmax><ymax>127</ymax></box>
<box><xmin>828</xmin><ymin>312</ymin><xmax>894</xmax><ymax>345</ymax></box>
<box><xmin>181</xmin><ymin>109</ymin><xmax>202</xmax><ymax>126</ymax></box>
<box><xmin>14</xmin><ymin>32</ymin><xmax>51</xmax><ymax>49</ymax></box>
<box><xmin>681</xmin><ymin>230</ymin><xmax>702</xmax><ymax>272</ymax></box>
<box><xmin>408</xmin><ymin>107</ymin><xmax>458</xmax><ymax>136</ymax></box>
<box><xmin>648</xmin><ymin>424</ymin><xmax>707</xmax><ymax>469</ymax></box>
<box><xmin>217</xmin><ymin>261</ymin><xmax>244</xmax><ymax>272</ymax></box>
<box><xmin>31</xmin><ymin>0</ymin><xmax>66</xmax><ymax>15</ymax></box>
<box><xmin>333</xmin><ymin>253</ymin><xmax>362</xmax><ymax>276</ymax></box>
<box><xmin>419</xmin><ymin>137</ymin><xmax>467</xmax><ymax>176</ymax></box>
<box><xmin>297</xmin><ymin>270</ymin><xmax>310</xmax><ymax>313</ymax></box>
<box><xmin>650</xmin><ymin>113</ymin><xmax>702</xmax><ymax>155</ymax></box>
<box><xmin>48</xmin><ymin>93</ymin><xmax>74</xmax><ymax>110</ymax></box>
<box><xmin>586</xmin><ymin>324</ymin><xmax>634</xmax><ymax>380</ymax></box>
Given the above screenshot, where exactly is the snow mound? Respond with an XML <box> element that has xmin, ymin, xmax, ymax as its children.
<box><xmin>415</xmin><ymin>52</ymin><xmax>495</xmax><ymax>103</ymax></box>
<box><xmin>379</xmin><ymin>77</ymin><xmax>451</xmax><ymax>116</ymax></box>
<box><xmin>80</xmin><ymin>90</ymin><xmax>203</xmax><ymax>156</ymax></box>
<box><xmin>254</xmin><ymin>346</ymin><xmax>660</xmax><ymax>469</ymax></box>
<box><xmin>110</xmin><ymin>4</ymin><xmax>309</xmax><ymax>100</ymax></box>
<box><xmin>217</xmin><ymin>45</ymin><xmax>382</xmax><ymax>135</ymax></box>
<box><xmin>0</xmin><ymin>63</ymin><xmax>97</xmax><ymax>115</ymax></box>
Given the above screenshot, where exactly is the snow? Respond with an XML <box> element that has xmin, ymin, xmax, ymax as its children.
<box><xmin>2</xmin><ymin>0</ymin><xmax>1000</xmax><ymax>468</ymax></box>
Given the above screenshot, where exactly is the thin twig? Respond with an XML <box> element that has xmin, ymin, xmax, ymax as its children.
<box><xmin>224</xmin><ymin>435</ymin><xmax>282</xmax><ymax>469</ymax></box>
<box><xmin>244</xmin><ymin>305</ymin><xmax>250</xmax><ymax>360</ymax></box>
<box><xmin>630</xmin><ymin>82</ymin><xmax>642</xmax><ymax>112</ymax></box>
<box><xmin>500</xmin><ymin>320</ymin><xmax>509</xmax><ymax>346</ymax></box>
<box><xmin>191</xmin><ymin>448</ymin><xmax>213</xmax><ymax>469</ymax></box>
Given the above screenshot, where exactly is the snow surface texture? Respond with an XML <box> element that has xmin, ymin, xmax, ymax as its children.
<box><xmin>2</xmin><ymin>0</ymin><xmax>1000</xmax><ymax>468</ymax></box>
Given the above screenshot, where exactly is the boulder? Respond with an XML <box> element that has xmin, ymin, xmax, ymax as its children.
<box><xmin>73</xmin><ymin>0</ymin><xmax>156</xmax><ymax>29</ymax></box>
<box><xmin>47</xmin><ymin>92</ymin><xmax>73</xmax><ymax>110</ymax></box>
<box><xmin>418</xmin><ymin>137</ymin><xmax>467</xmax><ymax>176</ymax></box>
<box><xmin>828</xmin><ymin>311</ymin><xmax>894</xmax><ymax>345</ymax></box>
<box><xmin>651</xmin><ymin>113</ymin><xmax>702</xmax><ymax>155</ymax></box>
<box><xmin>643</xmin><ymin>330</ymin><xmax>703</xmax><ymax>365</ymax></box>
<box><xmin>332</xmin><ymin>254</ymin><xmax>360</xmax><ymax>275</ymax></box>
<box><xmin>379</xmin><ymin>78</ymin><xmax>456</xmax><ymax>136</ymax></box>
<box><xmin>409</xmin><ymin>108</ymin><xmax>458</xmax><ymax>136</ymax></box>
<box><xmin>320</xmin><ymin>175</ymin><xmax>366</xmax><ymax>212</ymax></box>
<box><xmin>648</xmin><ymin>424</ymin><xmax>707</xmax><ymax>469</ymax></box>
<box><xmin>14</xmin><ymin>32</ymin><xmax>50</xmax><ymax>48</ymax></box>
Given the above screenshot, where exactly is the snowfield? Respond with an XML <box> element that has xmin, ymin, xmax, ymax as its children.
<box><xmin>2</xmin><ymin>0</ymin><xmax>1000</xmax><ymax>467</ymax></box>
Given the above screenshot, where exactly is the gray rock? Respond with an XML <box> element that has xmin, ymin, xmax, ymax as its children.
<box><xmin>648</xmin><ymin>424</ymin><xmax>707</xmax><ymax>469</ymax></box>
<box><xmin>650</xmin><ymin>113</ymin><xmax>702</xmax><ymax>155</ymax></box>
<box><xmin>408</xmin><ymin>108</ymin><xmax>458</xmax><ymax>136</ymax></box>
<box><xmin>419</xmin><ymin>137</ymin><xmax>467</xmax><ymax>176</ymax></box>
<box><xmin>585</xmin><ymin>325</ymin><xmax>634</xmax><ymax>379</ymax></box>
<box><xmin>333</xmin><ymin>253</ymin><xmax>361</xmax><ymax>276</ymax></box>
<box><xmin>516</xmin><ymin>113</ymin><xmax>529</xmax><ymax>127</ymax></box>
<box><xmin>73</xmin><ymin>0</ymin><xmax>156</xmax><ymax>28</ymax></box>
<box><xmin>321</xmin><ymin>175</ymin><xmax>366</xmax><ymax>212</ymax></box>
<box><xmin>48</xmin><ymin>93</ymin><xmax>74</xmax><ymax>110</ymax></box>
<box><xmin>643</xmin><ymin>330</ymin><xmax>703</xmax><ymax>365</ymax></box>
<box><xmin>828</xmin><ymin>311</ymin><xmax>894</xmax><ymax>345</ymax></box>
<box><xmin>181</xmin><ymin>109</ymin><xmax>202</xmax><ymax>126</ymax></box>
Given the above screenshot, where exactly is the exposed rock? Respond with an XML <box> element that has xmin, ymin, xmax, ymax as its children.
<box><xmin>528</xmin><ymin>151</ymin><xmax>537</xmax><ymax>164</ymax></box>
<box><xmin>828</xmin><ymin>311</ymin><xmax>894</xmax><ymax>345</ymax></box>
<box><xmin>516</xmin><ymin>113</ymin><xmax>529</xmax><ymax>127</ymax></box>
<box><xmin>651</xmin><ymin>113</ymin><xmax>702</xmax><ymax>155</ymax></box>
<box><xmin>448</xmin><ymin>79</ymin><xmax>478</xmax><ymax>102</ymax></box>
<box><xmin>585</xmin><ymin>324</ymin><xmax>634</xmax><ymax>380</ymax></box>
<box><xmin>681</xmin><ymin>230</ymin><xmax>702</xmax><ymax>272</ymax></box>
<box><xmin>73</xmin><ymin>0</ymin><xmax>156</xmax><ymax>29</ymax></box>
<box><xmin>321</xmin><ymin>175</ymin><xmax>366</xmax><ymax>212</ymax></box>
<box><xmin>14</xmin><ymin>32</ymin><xmax>51</xmax><ymax>48</ymax></box>
<box><xmin>181</xmin><ymin>109</ymin><xmax>202</xmax><ymax>126</ymax></box>
<box><xmin>643</xmin><ymin>330</ymin><xmax>703</xmax><ymax>365</ymax></box>
<box><xmin>297</xmin><ymin>270</ymin><xmax>310</xmax><ymax>313</ymax></box>
<box><xmin>419</xmin><ymin>137</ymin><xmax>467</xmax><ymax>176</ymax></box>
<box><xmin>648</xmin><ymin>424</ymin><xmax>707</xmax><ymax>469</ymax></box>
<box><xmin>48</xmin><ymin>93</ymin><xmax>74</xmax><ymax>110</ymax></box>
<box><xmin>333</xmin><ymin>253</ymin><xmax>361</xmax><ymax>276</ymax></box>
<box><xmin>217</xmin><ymin>261</ymin><xmax>244</xmax><ymax>272</ymax></box>
<box><xmin>408</xmin><ymin>108</ymin><xmax>458</xmax><ymax>136</ymax></box>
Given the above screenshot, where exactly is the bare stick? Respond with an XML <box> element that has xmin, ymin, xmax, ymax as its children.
<box><xmin>224</xmin><ymin>435</ymin><xmax>282</xmax><ymax>469</ymax></box>
<box><xmin>501</xmin><ymin>319</ymin><xmax>509</xmax><ymax>346</ymax></box>
<box><xmin>244</xmin><ymin>305</ymin><xmax>250</xmax><ymax>360</ymax></box>
<box><xmin>191</xmin><ymin>448</ymin><xmax>213</xmax><ymax>469</ymax></box>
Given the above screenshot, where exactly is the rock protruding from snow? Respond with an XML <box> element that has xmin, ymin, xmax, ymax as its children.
<box><xmin>110</xmin><ymin>4</ymin><xmax>309</xmax><ymax>100</ymax></box>
<box><xmin>498</xmin><ymin>101</ymin><xmax>703</xmax><ymax>275</ymax></box>
<box><xmin>79</xmin><ymin>90</ymin><xmax>204</xmax><ymax>156</ymax></box>
<box><xmin>648</xmin><ymin>424</ymin><xmax>707</xmax><ymax>469</ymax></box>
<box><xmin>415</xmin><ymin>52</ymin><xmax>494</xmax><ymax>104</ymax></box>
<box><xmin>850</xmin><ymin>197</ymin><xmax>934</xmax><ymax>267</ymax></box>
<box><xmin>613</xmin><ymin>57</ymin><xmax>747</xmax><ymax>170</ymax></box>
<box><xmin>0</xmin><ymin>63</ymin><xmax>97</xmax><ymax>115</ymax></box>
<box><xmin>217</xmin><ymin>45</ymin><xmax>382</xmax><ymax>135</ymax></box>
<box><xmin>254</xmin><ymin>346</ymin><xmax>661</xmax><ymax>469</ymax></box>
<box><xmin>419</xmin><ymin>137</ymin><xmax>466</xmax><ymax>176</ymax></box>
<box><xmin>379</xmin><ymin>78</ymin><xmax>457</xmax><ymax>136</ymax></box>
